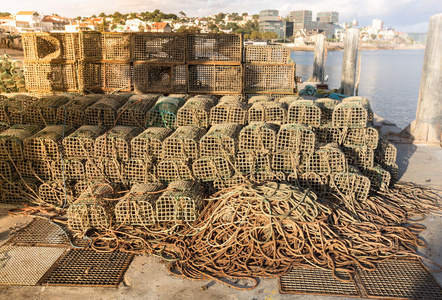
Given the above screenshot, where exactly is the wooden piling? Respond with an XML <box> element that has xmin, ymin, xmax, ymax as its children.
<box><xmin>308</xmin><ymin>34</ymin><xmax>325</xmax><ymax>83</ymax></box>
<box><xmin>340</xmin><ymin>28</ymin><xmax>360</xmax><ymax>96</ymax></box>
<box><xmin>405</xmin><ymin>14</ymin><xmax>442</xmax><ymax>143</ymax></box>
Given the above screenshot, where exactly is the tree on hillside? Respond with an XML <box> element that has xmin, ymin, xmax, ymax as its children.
<box><xmin>242</xmin><ymin>12</ymin><xmax>248</xmax><ymax>16</ymax></box>
<box><xmin>179</xmin><ymin>11</ymin><xmax>186</xmax><ymax>18</ymax></box>
<box><xmin>99</xmin><ymin>12</ymin><xmax>106</xmax><ymax>18</ymax></box>
<box><xmin>176</xmin><ymin>25</ymin><xmax>201</xmax><ymax>33</ymax></box>
<box><xmin>0</xmin><ymin>12</ymin><xmax>11</xmax><ymax>17</ymax></box>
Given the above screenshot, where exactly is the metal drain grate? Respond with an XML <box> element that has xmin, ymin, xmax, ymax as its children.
<box><xmin>355</xmin><ymin>259</ymin><xmax>442</xmax><ymax>300</ymax></box>
<box><xmin>6</xmin><ymin>218</ymin><xmax>90</xmax><ymax>248</ymax></box>
<box><xmin>43</xmin><ymin>249</ymin><xmax>134</xmax><ymax>287</ymax></box>
<box><xmin>0</xmin><ymin>245</ymin><xmax>66</xmax><ymax>285</ymax></box>
<box><xmin>279</xmin><ymin>266</ymin><xmax>360</xmax><ymax>297</ymax></box>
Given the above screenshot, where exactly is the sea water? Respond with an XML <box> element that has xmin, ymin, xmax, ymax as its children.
<box><xmin>291</xmin><ymin>49</ymin><xmax>425</xmax><ymax>129</ymax></box>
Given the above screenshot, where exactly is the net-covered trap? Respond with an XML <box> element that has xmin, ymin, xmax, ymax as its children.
<box><xmin>131</xmin><ymin>33</ymin><xmax>186</xmax><ymax>63</ymax></box>
<box><xmin>288</xmin><ymin>100</ymin><xmax>321</xmax><ymax>127</ymax></box>
<box><xmin>213</xmin><ymin>172</ymin><xmax>246</xmax><ymax>190</ymax></box>
<box><xmin>186</xmin><ymin>34</ymin><xmax>242</xmax><ymax>63</ymax></box>
<box><xmin>38</xmin><ymin>180</ymin><xmax>75</xmax><ymax>207</ymax></box>
<box><xmin>0</xmin><ymin>124</ymin><xmax>41</xmax><ymax>161</ymax></box>
<box><xmin>199</xmin><ymin>124</ymin><xmax>241</xmax><ymax>158</ymax></box>
<box><xmin>63</xmin><ymin>126</ymin><xmax>107</xmax><ymax>160</ymax></box>
<box><xmin>68</xmin><ymin>183</ymin><xmax>116</xmax><ymax>232</ymax></box>
<box><xmin>78</xmin><ymin>31</ymin><xmax>102</xmax><ymax>60</ymax></box>
<box><xmin>188</xmin><ymin>65</ymin><xmax>243</xmax><ymax>94</ymax></box>
<box><xmin>85</xmin><ymin>94</ymin><xmax>131</xmax><ymax>127</ymax></box>
<box><xmin>23</xmin><ymin>95</ymin><xmax>70</xmax><ymax>125</ymax></box>
<box><xmin>77</xmin><ymin>61</ymin><xmax>104</xmax><ymax>92</ymax></box>
<box><xmin>277</xmin><ymin>95</ymin><xmax>303</xmax><ymax>106</ymax></box>
<box><xmin>193</xmin><ymin>156</ymin><xmax>233</xmax><ymax>182</ymax></box>
<box><xmin>1</xmin><ymin>178</ymin><xmax>40</xmax><ymax>204</ymax></box>
<box><xmin>294</xmin><ymin>172</ymin><xmax>329</xmax><ymax>194</ymax></box>
<box><xmin>56</xmin><ymin>95</ymin><xmax>101</xmax><ymax>127</ymax></box>
<box><xmin>85</xmin><ymin>158</ymin><xmax>124</xmax><ymax>182</ymax></box>
<box><xmin>146</xmin><ymin>94</ymin><xmax>187</xmax><ymax>128</ymax></box>
<box><xmin>156</xmin><ymin>159</ymin><xmax>193</xmax><ymax>182</ymax></box>
<box><xmin>133</xmin><ymin>63</ymin><xmax>187</xmax><ymax>94</ymax></box>
<box><xmin>301</xmin><ymin>143</ymin><xmax>346</xmax><ymax>175</ymax></box>
<box><xmin>248</xmin><ymin>95</ymin><xmax>272</xmax><ymax>104</ymax></box>
<box><xmin>342</xmin><ymin>96</ymin><xmax>374</xmax><ymax>124</ymax></box>
<box><xmin>248</xmin><ymin>101</ymin><xmax>288</xmax><ymax>125</ymax></box>
<box><xmin>162</xmin><ymin>126</ymin><xmax>206</xmax><ymax>161</ymax></box>
<box><xmin>314</xmin><ymin>124</ymin><xmax>342</xmax><ymax>144</ymax></box>
<box><xmin>176</xmin><ymin>96</ymin><xmax>218</xmax><ymax>128</ymax></box>
<box><xmin>16</xmin><ymin>159</ymin><xmax>52</xmax><ymax>181</ymax></box>
<box><xmin>115</xmin><ymin>182</ymin><xmax>166</xmax><ymax>226</ymax></box>
<box><xmin>156</xmin><ymin>180</ymin><xmax>204</xmax><ymax>223</ymax></box>
<box><xmin>244</xmin><ymin>64</ymin><xmax>296</xmax><ymax>93</ymax></box>
<box><xmin>276</xmin><ymin>124</ymin><xmax>315</xmax><ymax>153</ymax></box>
<box><xmin>50</xmin><ymin>159</ymin><xmax>85</xmax><ymax>181</ymax></box>
<box><xmin>94</xmin><ymin>126</ymin><xmax>143</xmax><ymax>161</ymax></box>
<box><xmin>315</xmin><ymin>98</ymin><xmax>340</xmax><ymax>123</ymax></box>
<box><xmin>333</xmin><ymin>167</ymin><xmax>371</xmax><ymax>203</ymax></box>
<box><xmin>131</xmin><ymin>127</ymin><xmax>173</xmax><ymax>162</ymax></box>
<box><xmin>238</xmin><ymin>122</ymin><xmax>279</xmax><ymax>152</ymax></box>
<box><xmin>376</xmin><ymin>137</ymin><xmax>397</xmax><ymax>166</ymax></box>
<box><xmin>123</xmin><ymin>159</ymin><xmax>154</xmax><ymax>183</ymax></box>
<box><xmin>343</xmin><ymin>127</ymin><xmax>379</xmax><ymax>149</ymax></box>
<box><xmin>210</xmin><ymin>98</ymin><xmax>249</xmax><ymax>125</ymax></box>
<box><xmin>343</xmin><ymin>145</ymin><xmax>375</xmax><ymax>169</ymax></box>
<box><xmin>272</xmin><ymin>150</ymin><xmax>301</xmax><ymax>173</ymax></box>
<box><xmin>23</xmin><ymin>125</ymin><xmax>75</xmax><ymax>161</ymax></box>
<box><xmin>25</xmin><ymin>62</ymin><xmax>78</xmax><ymax>92</ymax></box>
<box><xmin>244</xmin><ymin>45</ymin><xmax>291</xmax><ymax>64</ymax></box>
<box><xmin>362</xmin><ymin>164</ymin><xmax>391</xmax><ymax>191</ymax></box>
<box><xmin>235</xmin><ymin>150</ymin><xmax>272</xmax><ymax>175</ymax></box>
<box><xmin>332</xmin><ymin>102</ymin><xmax>368</xmax><ymax>128</ymax></box>
<box><xmin>102</xmin><ymin>33</ymin><xmax>131</xmax><ymax>61</ymax></box>
<box><xmin>22</xmin><ymin>32</ymin><xmax>79</xmax><ymax>62</ymax></box>
<box><xmin>0</xmin><ymin>95</ymin><xmax>37</xmax><ymax>125</ymax></box>
<box><xmin>116</xmin><ymin>94</ymin><xmax>160</xmax><ymax>127</ymax></box>
<box><xmin>0</xmin><ymin>160</ymin><xmax>17</xmax><ymax>182</ymax></box>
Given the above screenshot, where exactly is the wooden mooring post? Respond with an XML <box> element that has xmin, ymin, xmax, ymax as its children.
<box><xmin>403</xmin><ymin>13</ymin><xmax>442</xmax><ymax>143</ymax></box>
<box><xmin>308</xmin><ymin>34</ymin><xmax>325</xmax><ymax>83</ymax></box>
<box><xmin>340</xmin><ymin>28</ymin><xmax>360</xmax><ymax>96</ymax></box>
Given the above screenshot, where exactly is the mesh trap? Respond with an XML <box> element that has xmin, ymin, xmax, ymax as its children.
<box><xmin>287</xmin><ymin>100</ymin><xmax>321</xmax><ymax>127</ymax></box>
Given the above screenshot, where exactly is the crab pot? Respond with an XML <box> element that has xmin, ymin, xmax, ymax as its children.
<box><xmin>362</xmin><ymin>164</ymin><xmax>391</xmax><ymax>191</ymax></box>
<box><xmin>77</xmin><ymin>61</ymin><xmax>103</xmax><ymax>92</ymax></box>
<box><xmin>375</xmin><ymin>137</ymin><xmax>397</xmax><ymax>166</ymax></box>
<box><xmin>133</xmin><ymin>63</ymin><xmax>187</xmax><ymax>94</ymax></box>
<box><xmin>238</xmin><ymin>122</ymin><xmax>279</xmax><ymax>152</ymax></box>
<box><xmin>247</xmin><ymin>95</ymin><xmax>272</xmax><ymax>104</ymax></box>
<box><xmin>102</xmin><ymin>62</ymin><xmax>132</xmax><ymax>92</ymax></box>
<box><xmin>314</xmin><ymin>124</ymin><xmax>342</xmax><ymax>144</ymax></box>
<box><xmin>85</xmin><ymin>95</ymin><xmax>130</xmax><ymax>127</ymax></box>
<box><xmin>78</xmin><ymin>31</ymin><xmax>103</xmax><ymax>60</ymax></box>
<box><xmin>332</xmin><ymin>102</ymin><xmax>368</xmax><ymax>128</ymax></box>
<box><xmin>213</xmin><ymin>172</ymin><xmax>247</xmax><ymax>190</ymax></box>
<box><xmin>188</xmin><ymin>65</ymin><xmax>243</xmax><ymax>94</ymax></box>
<box><xmin>85</xmin><ymin>159</ymin><xmax>124</xmax><ymax>182</ymax></box>
<box><xmin>68</xmin><ymin>183</ymin><xmax>116</xmax><ymax>231</ymax></box>
<box><xmin>235</xmin><ymin>150</ymin><xmax>272</xmax><ymax>174</ymax></box>
<box><xmin>383</xmin><ymin>162</ymin><xmax>399</xmax><ymax>184</ymax></box>
<box><xmin>333</xmin><ymin>170</ymin><xmax>371</xmax><ymax>203</ymax></box>
<box><xmin>156</xmin><ymin>180</ymin><xmax>204</xmax><ymax>223</ymax></box>
<box><xmin>38</xmin><ymin>180</ymin><xmax>75</xmax><ymax>208</ymax></box>
<box><xmin>248</xmin><ymin>101</ymin><xmax>288</xmax><ymax>125</ymax></box>
<box><xmin>272</xmin><ymin>151</ymin><xmax>301</xmax><ymax>173</ymax></box>
<box><xmin>288</xmin><ymin>100</ymin><xmax>321</xmax><ymax>127</ymax></box>
<box><xmin>56</xmin><ymin>95</ymin><xmax>102</xmax><ymax>127</ymax></box>
<box><xmin>131</xmin><ymin>127</ymin><xmax>173</xmax><ymax>162</ymax></box>
<box><xmin>176</xmin><ymin>96</ymin><xmax>218</xmax><ymax>128</ymax></box>
<box><xmin>23</xmin><ymin>95</ymin><xmax>70</xmax><ymax>125</ymax></box>
<box><xmin>50</xmin><ymin>159</ymin><xmax>85</xmax><ymax>181</ymax></box>
<box><xmin>156</xmin><ymin>159</ymin><xmax>193</xmax><ymax>182</ymax></box>
<box><xmin>192</xmin><ymin>156</ymin><xmax>233</xmax><ymax>182</ymax></box>
<box><xmin>343</xmin><ymin>145</ymin><xmax>375</xmax><ymax>169</ymax></box>
<box><xmin>315</xmin><ymin>98</ymin><xmax>340</xmax><ymax>123</ymax></box>
<box><xmin>146</xmin><ymin>94</ymin><xmax>188</xmax><ymax>128</ymax></box>
<box><xmin>244</xmin><ymin>64</ymin><xmax>296</xmax><ymax>93</ymax></box>
<box><xmin>343</xmin><ymin>127</ymin><xmax>379</xmax><ymax>149</ymax></box>
<box><xmin>1</xmin><ymin>178</ymin><xmax>40</xmax><ymax>204</ymax></box>
<box><xmin>200</xmin><ymin>124</ymin><xmax>241</xmax><ymax>158</ymax></box>
<box><xmin>293</xmin><ymin>172</ymin><xmax>328</xmax><ymax>194</ymax></box>
<box><xmin>0</xmin><ymin>124</ymin><xmax>41</xmax><ymax>161</ymax></box>
<box><xmin>131</xmin><ymin>33</ymin><xmax>186</xmax><ymax>63</ymax></box>
<box><xmin>102</xmin><ymin>33</ymin><xmax>131</xmax><ymax>61</ymax></box>
<box><xmin>0</xmin><ymin>161</ymin><xmax>17</xmax><ymax>181</ymax></box>
<box><xmin>115</xmin><ymin>182</ymin><xmax>166</xmax><ymax>226</ymax></box>
<box><xmin>210</xmin><ymin>99</ymin><xmax>249</xmax><ymax>125</ymax></box>
<box><xmin>94</xmin><ymin>126</ymin><xmax>142</xmax><ymax>161</ymax></box>
<box><xmin>276</xmin><ymin>124</ymin><xmax>315</xmax><ymax>153</ymax></box>
<box><xmin>0</xmin><ymin>95</ymin><xmax>38</xmax><ymax>125</ymax></box>
<box><xmin>252</xmin><ymin>171</ymin><xmax>285</xmax><ymax>183</ymax></box>
<box><xmin>22</xmin><ymin>32</ymin><xmax>79</xmax><ymax>62</ymax></box>
<box><xmin>186</xmin><ymin>34</ymin><xmax>242</xmax><ymax>63</ymax></box>
<box><xmin>342</xmin><ymin>96</ymin><xmax>374</xmax><ymax>124</ymax></box>
<box><xmin>116</xmin><ymin>94</ymin><xmax>161</xmax><ymax>127</ymax></box>
<box><xmin>123</xmin><ymin>159</ymin><xmax>155</xmax><ymax>183</ymax></box>
<box><xmin>218</xmin><ymin>95</ymin><xmax>246</xmax><ymax>103</ymax></box>
<box><xmin>277</xmin><ymin>96</ymin><xmax>303</xmax><ymax>106</ymax></box>
<box><xmin>244</xmin><ymin>45</ymin><xmax>291</xmax><ymax>64</ymax></box>
<box><xmin>23</xmin><ymin>125</ymin><xmax>75</xmax><ymax>161</ymax></box>
<box><xmin>300</xmin><ymin>144</ymin><xmax>346</xmax><ymax>174</ymax></box>
<box><xmin>63</xmin><ymin>126</ymin><xmax>107</xmax><ymax>160</ymax></box>
<box><xmin>162</xmin><ymin>126</ymin><xmax>206</xmax><ymax>161</ymax></box>
<box><xmin>24</xmin><ymin>62</ymin><xmax>78</xmax><ymax>92</ymax></box>
<box><xmin>16</xmin><ymin>159</ymin><xmax>52</xmax><ymax>181</ymax></box>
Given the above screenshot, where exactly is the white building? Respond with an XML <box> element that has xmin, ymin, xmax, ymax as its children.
<box><xmin>125</xmin><ymin>18</ymin><xmax>146</xmax><ymax>31</ymax></box>
<box><xmin>41</xmin><ymin>15</ymin><xmax>69</xmax><ymax>32</ymax></box>
<box><xmin>14</xmin><ymin>11</ymin><xmax>44</xmax><ymax>32</ymax></box>
<box><xmin>372</xmin><ymin>19</ymin><xmax>383</xmax><ymax>32</ymax></box>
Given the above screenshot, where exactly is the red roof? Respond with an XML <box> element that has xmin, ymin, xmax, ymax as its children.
<box><xmin>151</xmin><ymin>22</ymin><xmax>169</xmax><ymax>30</ymax></box>
<box><xmin>16</xmin><ymin>11</ymin><xmax>37</xmax><ymax>16</ymax></box>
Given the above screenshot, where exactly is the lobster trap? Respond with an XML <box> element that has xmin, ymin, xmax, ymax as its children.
<box><xmin>235</xmin><ymin>150</ymin><xmax>272</xmax><ymax>174</ymax></box>
<box><xmin>199</xmin><ymin>124</ymin><xmax>241</xmax><ymax>158</ymax></box>
<box><xmin>332</xmin><ymin>102</ymin><xmax>368</xmax><ymax>128</ymax></box>
<box><xmin>15</xmin><ymin>159</ymin><xmax>52</xmax><ymax>181</ymax></box>
<box><xmin>213</xmin><ymin>172</ymin><xmax>247</xmax><ymax>190</ymax></box>
<box><xmin>78</xmin><ymin>31</ymin><xmax>103</xmax><ymax>60</ymax></box>
<box><xmin>162</xmin><ymin>126</ymin><xmax>206</xmax><ymax>161</ymax></box>
<box><xmin>38</xmin><ymin>180</ymin><xmax>75</xmax><ymax>208</ymax></box>
<box><xmin>25</xmin><ymin>62</ymin><xmax>79</xmax><ymax>92</ymax></box>
<box><xmin>300</xmin><ymin>144</ymin><xmax>347</xmax><ymax>174</ymax></box>
<box><xmin>362</xmin><ymin>164</ymin><xmax>391</xmax><ymax>191</ymax></box>
<box><xmin>342</xmin><ymin>96</ymin><xmax>374</xmax><ymax>124</ymax></box>
<box><xmin>123</xmin><ymin>159</ymin><xmax>154</xmax><ymax>183</ymax></box>
<box><xmin>376</xmin><ymin>137</ymin><xmax>397</xmax><ymax>165</ymax></box>
<box><xmin>248</xmin><ymin>101</ymin><xmax>288</xmax><ymax>125</ymax></box>
<box><xmin>244</xmin><ymin>64</ymin><xmax>296</xmax><ymax>93</ymax></box>
<box><xmin>238</xmin><ymin>122</ymin><xmax>279</xmax><ymax>152</ymax></box>
<box><xmin>50</xmin><ymin>159</ymin><xmax>86</xmax><ymax>181</ymax></box>
<box><xmin>277</xmin><ymin>96</ymin><xmax>303</xmax><ymax>106</ymax></box>
<box><xmin>276</xmin><ymin>124</ymin><xmax>315</xmax><ymax>154</ymax></box>
<box><xmin>63</xmin><ymin>126</ymin><xmax>107</xmax><ymax>160</ymax></box>
<box><xmin>315</xmin><ymin>98</ymin><xmax>340</xmax><ymax>123</ymax></box>
<box><xmin>244</xmin><ymin>45</ymin><xmax>291</xmax><ymax>64</ymax></box>
<box><xmin>23</xmin><ymin>95</ymin><xmax>70</xmax><ymax>125</ymax></box>
<box><xmin>116</xmin><ymin>94</ymin><xmax>161</xmax><ymax>127</ymax></box>
<box><xmin>343</xmin><ymin>127</ymin><xmax>379</xmax><ymax>149</ymax></box>
<box><xmin>94</xmin><ymin>126</ymin><xmax>143</xmax><ymax>161</ymax></box>
<box><xmin>1</xmin><ymin>178</ymin><xmax>40</xmax><ymax>204</ymax></box>
<box><xmin>210</xmin><ymin>98</ymin><xmax>249</xmax><ymax>125</ymax></box>
<box><xmin>133</xmin><ymin>63</ymin><xmax>187</xmax><ymax>94</ymax></box>
<box><xmin>0</xmin><ymin>160</ymin><xmax>17</xmax><ymax>182</ymax></box>
<box><xmin>176</xmin><ymin>96</ymin><xmax>218</xmax><ymax>128</ymax></box>
<box><xmin>0</xmin><ymin>94</ymin><xmax>37</xmax><ymax>125</ymax></box>
<box><xmin>56</xmin><ymin>95</ymin><xmax>102</xmax><ymax>127</ymax></box>
<box><xmin>156</xmin><ymin>180</ymin><xmax>204</xmax><ymax>223</ymax></box>
<box><xmin>102</xmin><ymin>33</ymin><xmax>131</xmax><ymax>61</ymax></box>
<box><xmin>85</xmin><ymin>95</ymin><xmax>130</xmax><ymax>127</ymax></box>
<box><xmin>294</xmin><ymin>172</ymin><xmax>328</xmax><ymax>194</ymax></box>
<box><xmin>192</xmin><ymin>156</ymin><xmax>233</xmax><ymax>182</ymax></box>
<box><xmin>186</xmin><ymin>34</ymin><xmax>242</xmax><ymax>63</ymax></box>
<box><xmin>333</xmin><ymin>170</ymin><xmax>371</xmax><ymax>203</ymax></box>
<box><xmin>0</xmin><ymin>124</ymin><xmax>42</xmax><ymax>161</ymax></box>
<box><xmin>272</xmin><ymin>151</ymin><xmax>301</xmax><ymax>173</ymax></box>
<box><xmin>22</xmin><ymin>32</ymin><xmax>79</xmax><ymax>62</ymax></box>
<box><xmin>130</xmin><ymin>127</ymin><xmax>173</xmax><ymax>162</ymax></box>
<box><xmin>156</xmin><ymin>159</ymin><xmax>193</xmax><ymax>182</ymax></box>
<box><xmin>115</xmin><ymin>182</ymin><xmax>166</xmax><ymax>226</ymax></box>
<box><xmin>248</xmin><ymin>95</ymin><xmax>272</xmax><ymax>104</ymax></box>
<box><xmin>145</xmin><ymin>94</ymin><xmax>188</xmax><ymax>128</ymax></box>
<box><xmin>23</xmin><ymin>125</ymin><xmax>75</xmax><ymax>161</ymax></box>
<box><xmin>188</xmin><ymin>65</ymin><xmax>243</xmax><ymax>94</ymax></box>
<box><xmin>102</xmin><ymin>62</ymin><xmax>132</xmax><ymax>92</ymax></box>
<box><xmin>343</xmin><ymin>145</ymin><xmax>375</xmax><ymax>169</ymax></box>
<box><xmin>288</xmin><ymin>100</ymin><xmax>321</xmax><ymax>127</ymax></box>
<box><xmin>131</xmin><ymin>33</ymin><xmax>186</xmax><ymax>63</ymax></box>
<box><xmin>314</xmin><ymin>124</ymin><xmax>342</xmax><ymax>144</ymax></box>
<box><xmin>85</xmin><ymin>159</ymin><xmax>124</xmax><ymax>182</ymax></box>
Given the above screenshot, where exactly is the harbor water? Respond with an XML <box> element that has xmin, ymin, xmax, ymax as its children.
<box><xmin>292</xmin><ymin>49</ymin><xmax>425</xmax><ymax>129</ymax></box>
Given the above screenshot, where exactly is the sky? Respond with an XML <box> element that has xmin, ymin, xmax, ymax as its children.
<box><xmin>4</xmin><ymin>0</ymin><xmax>439</xmax><ymax>32</ymax></box>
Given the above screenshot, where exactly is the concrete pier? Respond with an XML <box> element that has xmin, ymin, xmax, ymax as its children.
<box><xmin>340</xmin><ymin>28</ymin><xmax>360</xmax><ymax>96</ymax></box>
